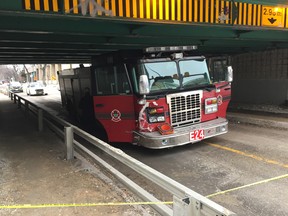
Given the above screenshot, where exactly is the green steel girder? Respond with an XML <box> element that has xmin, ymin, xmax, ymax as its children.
<box><xmin>0</xmin><ymin>1</ymin><xmax>288</xmax><ymax>64</ymax></box>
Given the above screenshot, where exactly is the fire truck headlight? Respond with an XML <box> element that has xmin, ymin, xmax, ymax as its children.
<box><xmin>148</xmin><ymin>115</ymin><xmax>165</xmax><ymax>123</ymax></box>
<box><xmin>149</xmin><ymin>116</ymin><xmax>158</xmax><ymax>123</ymax></box>
<box><xmin>205</xmin><ymin>97</ymin><xmax>218</xmax><ymax>114</ymax></box>
<box><xmin>147</xmin><ymin>107</ymin><xmax>165</xmax><ymax>123</ymax></box>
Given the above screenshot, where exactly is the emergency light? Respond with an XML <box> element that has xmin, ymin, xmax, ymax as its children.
<box><xmin>144</xmin><ymin>45</ymin><xmax>197</xmax><ymax>53</ymax></box>
<box><xmin>157</xmin><ymin>123</ymin><xmax>174</xmax><ymax>135</ymax></box>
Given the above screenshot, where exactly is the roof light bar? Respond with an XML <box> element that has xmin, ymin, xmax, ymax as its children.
<box><xmin>144</xmin><ymin>45</ymin><xmax>198</xmax><ymax>53</ymax></box>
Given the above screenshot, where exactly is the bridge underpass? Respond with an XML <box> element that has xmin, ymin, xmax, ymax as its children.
<box><xmin>0</xmin><ymin>1</ymin><xmax>288</xmax><ymax>216</ymax></box>
<box><xmin>1</xmin><ymin>0</ymin><xmax>288</xmax><ymax>105</ymax></box>
<box><xmin>0</xmin><ymin>0</ymin><xmax>288</xmax><ymax>64</ymax></box>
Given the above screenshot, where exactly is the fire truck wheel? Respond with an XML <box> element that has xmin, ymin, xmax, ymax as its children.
<box><xmin>94</xmin><ymin>120</ymin><xmax>108</xmax><ymax>143</ymax></box>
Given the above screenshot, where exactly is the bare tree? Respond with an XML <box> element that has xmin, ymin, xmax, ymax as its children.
<box><xmin>41</xmin><ymin>64</ymin><xmax>47</xmax><ymax>86</ymax></box>
<box><xmin>12</xmin><ymin>65</ymin><xmax>21</xmax><ymax>81</ymax></box>
<box><xmin>23</xmin><ymin>64</ymin><xmax>32</xmax><ymax>83</ymax></box>
<box><xmin>0</xmin><ymin>65</ymin><xmax>18</xmax><ymax>82</ymax></box>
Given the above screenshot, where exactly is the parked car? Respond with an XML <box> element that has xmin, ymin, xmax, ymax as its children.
<box><xmin>0</xmin><ymin>82</ymin><xmax>9</xmax><ymax>94</ymax></box>
<box><xmin>9</xmin><ymin>81</ymin><xmax>23</xmax><ymax>93</ymax></box>
<box><xmin>26</xmin><ymin>82</ymin><xmax>48</xmax><ymax>96</ymax></box>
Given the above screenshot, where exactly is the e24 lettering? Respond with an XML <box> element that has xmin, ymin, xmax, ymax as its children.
<box><xmin>190</xmin><ymin>129</ymin><xmax>204</xmax><ymax>141</ymax></box>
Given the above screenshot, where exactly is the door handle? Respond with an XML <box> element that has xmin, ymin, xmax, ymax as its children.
<box><xmin>95</xmin><ymin>104</ymin><xmax>104</xmax><ymax>107</ymax></box>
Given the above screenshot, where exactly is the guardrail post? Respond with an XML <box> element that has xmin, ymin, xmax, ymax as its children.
<box><xmin>18</xmin><ymin>97</ymin><xmax>21</xmax><ymax>109</ymax></box>
<box><xmin>65</xmin><ymin>126</ymin><xmax>74</xmax><ymax>160</ymax></box>
<box><xmin>173</xmin><ymin>196</ymin><xmax>197</xmax><ymax>216</ymax></box>
<box><xmin>13</xmin><ymin>94</ymin><xmax>16</xmax><ymax>104</ymax></box>
<box><xmin>25</xmin><ymin>101</ymin><xmax>29</xmax><ymax>115</ymax></box>
<box><xmin>38</xmin><ymin>109</ymin><xmax>43</xmax><ymax>132</ymax></box>
<box><xmin>9</xmin><ymin>92</ymin><xmax>12</xmax><ymax>100</ymax></box>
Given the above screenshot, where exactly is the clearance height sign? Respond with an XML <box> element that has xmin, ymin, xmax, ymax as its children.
<box><xmin>262</xmin><ymin>6</ymin><xmax>285</xmax><ymax>27</ymax></box>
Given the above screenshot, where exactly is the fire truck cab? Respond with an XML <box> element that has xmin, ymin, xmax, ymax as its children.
<box><xmin>58</xmin><ymin>46</ymin><xmax>232</xmax><ymax>149</ymax></box>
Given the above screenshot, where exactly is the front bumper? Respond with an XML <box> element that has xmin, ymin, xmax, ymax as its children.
<box><xmin>31</xmin><ymin>89</ymin><xmax>45</xmax><ymax>95</ymax></box>
<box><xmin>11</xmin><ymin>88</ymin><xmax>23</xmax><ymax>93</ymax></box>
<box><xmin>133</xmin><ymin>117</ymin><xmax>228</xmax><ymax>149</ymax></box>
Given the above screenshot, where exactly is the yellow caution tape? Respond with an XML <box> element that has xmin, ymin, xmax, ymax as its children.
<box><xmin>2</xmin><ymin>138</ymin><xmax>288</xmax><ymax>211</ymax></box>
<box><xmin>207</xmin><ymin>173</ymin><xmax>288</xmax><ymax>198</ymax></box>
<box><xmin>1</xmin><ymin>173</ymin><xmax>288</xmax><ymax>209</ymax></box>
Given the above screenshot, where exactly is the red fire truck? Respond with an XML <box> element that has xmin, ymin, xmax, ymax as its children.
<box><xmin>58</xmin><ymin>46</ymin><xmax>232</xmax><ymax>149</ymax></box>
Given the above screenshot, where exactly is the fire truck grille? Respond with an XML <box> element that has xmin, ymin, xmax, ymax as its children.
<box><xmin>167</xmin><ymin>91</ymin><xmax>202</xmax><ymax>127</ymax></box>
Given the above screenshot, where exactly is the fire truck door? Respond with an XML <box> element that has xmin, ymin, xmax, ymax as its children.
<box><xmin>93</xmin><ymin>63</ymin><xmax>136</xmax><ymax>143</ymax></box>
<box><xmin>208</xmin><ymin>57</ymin><xmax>232</xmax><ymax>118</ymax></box>
<box><xmin>93</xmin><ymin>95</ymin><xmax>136</xmax><ymax>143</ymax></box>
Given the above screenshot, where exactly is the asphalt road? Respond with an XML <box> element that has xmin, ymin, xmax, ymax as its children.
<box><xmin>18</xmin><ymin>89</ymin><xmax>288</xmax><ymax>216</ymax></box>
<box><xmin>118</xmin><ymin>124</ymin><xmax>288</xmax><ymax>216</ymax></box>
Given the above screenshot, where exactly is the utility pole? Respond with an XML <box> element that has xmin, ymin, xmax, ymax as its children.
<box><xmin>23</xmin><ymin>65</ymin><xmax>30</xmax><ymax>82</ymax></box>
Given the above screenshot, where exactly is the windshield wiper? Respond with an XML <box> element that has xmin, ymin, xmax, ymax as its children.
<box><xmin>217</xmin><ymin>83</ymin><xmax>230</xmax><ymax>89</ymax></box>
<box><xmin>180</xmin><ymin>83</ymin><xmax>214</xmax><ymax>92</ymax></box>
<box><xmin>203</xmin><ymin>84</ymin><xmax>215</xmax><ymax>92</ymax></box>
<box><xmin>146</xmin><ymin>89</ymin><xmax>178</xmax><ymax>99</ymax></box>
<box><xmin>182</xmin><ymin>73</ymin><xmax>206</xmax><ymax>77</ymax></box>
<box><xmin>146</xmin><ymin>65</ymin><xmax>161</xmax><ymax>77</ymax></box>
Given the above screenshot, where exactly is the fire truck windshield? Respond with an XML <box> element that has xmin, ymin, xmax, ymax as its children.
<box><xmin>139</xmin><ymin>58</ymin><xmax>211</xmax><ymax>94</ymax></box>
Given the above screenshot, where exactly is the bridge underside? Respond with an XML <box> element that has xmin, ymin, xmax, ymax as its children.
<box><xmin>0</xmin><ymin>0</ymin><xmax>288</xmax><ymax>64</ymax></box>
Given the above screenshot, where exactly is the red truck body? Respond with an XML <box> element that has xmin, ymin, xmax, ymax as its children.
<box><xmin>59</xmin><ymin>47</ymin><xmax>232</xmax><ymax>148</ymax></box>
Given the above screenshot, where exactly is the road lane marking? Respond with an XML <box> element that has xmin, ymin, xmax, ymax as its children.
<box><xmin>207</xmin><ymin>173</ymin><xmax>288</xmax><ymax>198</ymax></box>
<box><xmin>204</xmin><ymin>142</ymin><xmax>288</xmax><ymax>169</ymax></box>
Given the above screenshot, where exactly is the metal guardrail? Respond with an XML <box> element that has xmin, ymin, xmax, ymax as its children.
<box><xmin>9</xmin><ymin>91</ymin><xmax>236</xmax><ymax>216</ymax></box>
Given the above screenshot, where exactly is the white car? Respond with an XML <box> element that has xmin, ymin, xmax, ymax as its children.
<box><xmin>26</xmin><ymin>82</ymin><xmax>48</xmax><ymax>96</ymax></box>
<box><xmin>9</xmin><ymin>81</ymin><xmax>23</xmax><ymax>93</ymax></box>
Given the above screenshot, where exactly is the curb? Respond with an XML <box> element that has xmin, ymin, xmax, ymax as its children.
<box><xmin>227</xmin><ymin>112</ymin><xmax>288</xmax><ymax>130</ymax></box>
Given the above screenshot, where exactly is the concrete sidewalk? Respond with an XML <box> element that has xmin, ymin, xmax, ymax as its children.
<box><xmin>0</xmin><ymin>94</ymin><xmax>147</xmax><ymax>216</ymax></box>
<box><xmin>227</xmin><ymin>104</ymin><xmax>288</xmax><ymax>130</ymax></box>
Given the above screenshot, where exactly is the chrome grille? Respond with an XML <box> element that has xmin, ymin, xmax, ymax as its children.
<box><xmin>167</xmin><ymin>91</ymin><xmax>202</xmax><ymax>127</ymax></box>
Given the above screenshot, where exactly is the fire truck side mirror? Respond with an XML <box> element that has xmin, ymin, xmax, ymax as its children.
<box><xmin>139</xmin><ymin>75</ymin><xmax>150</xmax><ymax>95</ymax></box>
<box><xmin>226</xmin><ymin>66</ymin><xmax>233</xmax><ymax>83</ymax></box>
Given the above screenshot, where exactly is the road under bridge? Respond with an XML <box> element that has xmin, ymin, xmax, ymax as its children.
<box><xmin>0</xmin><ymin>1</ymin><xmax>288</xmax><ymax>215</ymax></box>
